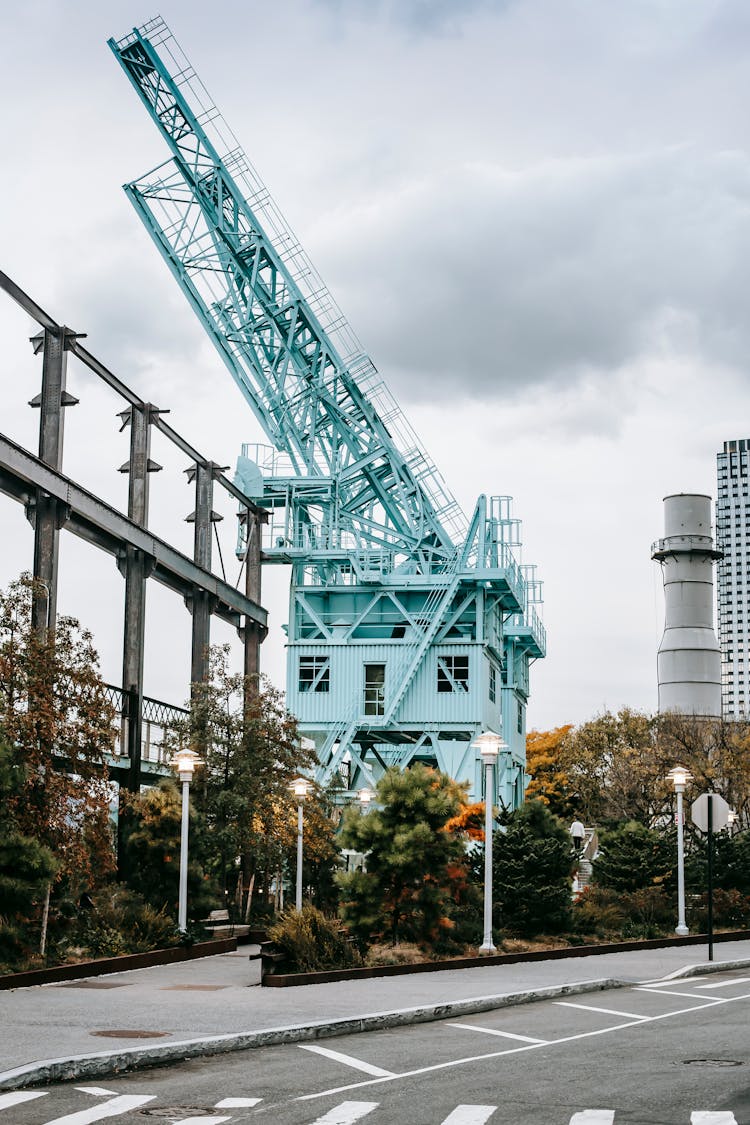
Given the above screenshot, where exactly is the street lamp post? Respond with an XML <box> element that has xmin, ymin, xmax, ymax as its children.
<box><xmin>292</xmin><ymin>777</ymin><xmax>311</xmax><ymax>912</ymax></box>
<box><xmin>170</xmin><ymin>748</ymin><xmax>202</xmax><ymax>933</ymax></box>
<box><xmin>475</xmin><ymin>730</ymin><xmax>505</xmax><ymax>954</ymax></box>
<box><xmin>357</xmin><ymin>787</ymin><xmax>374</xmax><ymax>811</ymax></box>
<box><xmin>667</xmin><ymin>765</ymin><xmax>692</xmax><ymax>937</ymax></box>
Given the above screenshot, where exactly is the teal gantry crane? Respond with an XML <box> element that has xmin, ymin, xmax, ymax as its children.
<box><xmin>109</xmin><ymin>17</ymin><xmax>545</xmax><ymax>805</ymax></box>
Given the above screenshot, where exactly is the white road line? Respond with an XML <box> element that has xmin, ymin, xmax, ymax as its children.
<box><xmin>555</xmin><ymin>1002</ymin><xmax>648</xmax><ymax>1020</ymax></box>
<box><xmin>305</xmin><ymin>1101</ymin><xmax>379</xmax><ymax>1124</ymax></box>
<box><xmin>215</xmin><ymin>1098</ymin><xmax>263</xmax><ymax>1107</ymax></box>
<box><xmin>42</xmin><ymin>1094</ymin><xmax>156</xmax><ymax>1124</ymax></box>
<box><xmin>299</xmin><ymin>1044</ymin><xmax>395</xmax><ymax>1077</ymax></box>
<box><xmin>569</xmin><ymin>1113</ymin><xmax>615</xmax><ymax>1124</ymax></box>
<box><xmin>171</xmin><ymin>1117</ymin><xmax>231</xmax><ymax>1125</ymax></box>
<box><xmin>447</xmin><ymin>1022</ymin><xmax>547</xmax><ymax>1044</ymax></box>
<box><xmin>440</xmin><ymin>1105</ymin><xmax>497</xmax><ymax>1124</ymax></box>
<box><xmin>634</xmin><ymin>987</ymin><xmax>720</xmax><ymax>1001</ymax></box>
<box><xmin>696</xmin><ymin>978</ymin><xmax>750</xmax><ymax>989</ymax></box>
<box><xmin>0</xmin><ymin>1091</ymin><xmax>48</xmax><ymax>1111</ymax></box>
<box><xmin>691</xmin><ymin>1113</ymin><xmax>738</xmax><ymax>1124</ymax></box>
<box><xmin>298</xmin><ymin>990</ymin><xmax>750</xmax><ymax>1103</ymax></box>
<box><xmin>74</xmin><ymin>1089</ymin><xmax>117</xmax><ymax>1097</ymax></box>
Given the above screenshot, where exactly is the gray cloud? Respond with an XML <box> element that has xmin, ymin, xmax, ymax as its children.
<box><xmin>317</xmin><ymin>0</ymin><xmax>516</xmax><ymax>36</ymax></box>
<box><xmin>315</xmin><ymin>147</ymin><xmax>750</xmax><ymax>404</ymax></box>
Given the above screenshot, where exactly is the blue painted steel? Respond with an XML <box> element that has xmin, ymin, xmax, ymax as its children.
<box><xmin>109</xmin><ymin>18</ymin><xmax>546</xmax><ymax>805</ymax></box>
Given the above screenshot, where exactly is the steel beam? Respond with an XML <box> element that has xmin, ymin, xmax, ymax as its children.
<box><xmin>0</xmin><ymin>433</ymin><xmax>266</xmax><ymax>629</ymax></box>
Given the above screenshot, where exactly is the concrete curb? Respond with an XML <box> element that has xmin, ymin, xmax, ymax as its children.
<box><xmin>0</xmin><ymin>977</ymin><xmax>623</xmax><ymax>1091</ymax></box>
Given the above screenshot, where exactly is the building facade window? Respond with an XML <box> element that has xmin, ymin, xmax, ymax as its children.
<box><xmin>364</xmin><ymin>663</ymin><xmax>385</xmax><ymax>716</ymax></box>
<box><xmin>489</xmin><ymin>664</ymin><xmax>496</xmax><ymax>704</ymax></box>
<box><xmin>299</xmin><ymin>655</ymin><xmax>330</xmax><ymax>693</ymax></box>
<box><xmin>437</xmin><ymin>654</ymin><xmax>469</xmax><ymax>693</ymax></box>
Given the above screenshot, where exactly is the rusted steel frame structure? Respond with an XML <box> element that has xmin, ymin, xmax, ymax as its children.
<box><xmin>0</xmin><ymin>269</ymin><xmax>267</xmax><ymax>790</ymax></box>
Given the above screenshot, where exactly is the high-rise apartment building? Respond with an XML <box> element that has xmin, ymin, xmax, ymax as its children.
<box><xmin>716</xmin><ymin>439</ymin><xmax>750</xmax><ymax>719</ymax></box>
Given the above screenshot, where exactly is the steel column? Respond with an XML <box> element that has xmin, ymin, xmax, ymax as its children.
<box><xmin>28</xmin><ymin>327</ymin><xmax>78</xmax><ymax>637</ymax></box>
<box><xmin>186</xmin><ymin>461</ymin><xmax>223</xmax><ymax>690</ymax></box>
<box><xmin>118</xmin><ymin>404</ymin><xmax>161</xmax><ymax>791</ymax></box>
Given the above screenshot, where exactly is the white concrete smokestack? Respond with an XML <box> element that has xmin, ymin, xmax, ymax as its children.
<box><xmin>651</xmin><ymin>493</ymin><xmax>722</xmax><ymax>716</ymax></box>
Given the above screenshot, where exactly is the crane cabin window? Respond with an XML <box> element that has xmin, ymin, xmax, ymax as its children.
<box><xmin>437</xmin><ymin>654</ymin><xmax>469</xmax><ymax>693</ymax></box>
<box><xmin>364</xmin><ymin>663</ymin><xmax>386</xmax><ymax>716</ymax></box>
<box><xmin>299</xmin><ymin>655</ymin><xmax>330</xmax><ymax>693</ymax></box>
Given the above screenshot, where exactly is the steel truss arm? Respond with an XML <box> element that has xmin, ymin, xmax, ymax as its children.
<box><xmin>109</xmin><ymin>24</ymin><xmax>465</xmax><ymax>560</ymax></box>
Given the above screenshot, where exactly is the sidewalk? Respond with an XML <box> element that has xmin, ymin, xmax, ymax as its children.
<box><xmin>3</xmin><ymin>939</ymin><xmax>750</xmax><ymax>1091</ymax></box>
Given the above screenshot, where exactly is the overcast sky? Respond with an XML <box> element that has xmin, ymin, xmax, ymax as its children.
<box><xmin>1</xmin><ymin>0</ymin><xmax>749</xmax><ymax>731</ymax></box>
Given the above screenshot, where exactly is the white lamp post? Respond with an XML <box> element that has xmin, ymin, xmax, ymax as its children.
<box><xmin>475</xmin><ymin>730</ymin><xmax>505</xmax><ymax>954</ymax></box>
<box><xmin>292</xmin><ymin>777</ymin><xmax>311</xmax><ymax>912</ymax></box>
<box><xmin>170</xmin><ymin>748</ymin><xmax>202</xmax><ymax>933</ymax></box>
<box><xmin>357</xmin><ymin>787</ymin><xmax>374</xmax><ymax>811</ymax></box>
<box><xmin>667</xmin><ymin>765</ymin><xmax>692</xmax><ymax>937</ymax></box>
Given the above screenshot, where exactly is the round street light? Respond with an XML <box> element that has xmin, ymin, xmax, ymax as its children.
<box><xmin>169</xmin><ymin>748</ymin><xmax>203</xmax><ymax>932</ymax></box>
<box><xmin>474</xmin><ymin>730</ymin><xmax>506</xmax><ymax>955</ymax></box>
<box><xmin>357</xmin><ymin>787</ymin><xmax>374</xmax><ymax>810</ymax></box>
<box><xmin>667</xmin><ymin>764</ymin><xmax>693</xmax><ymax>937</ymax></box>
<box><xmin>291</xmin><ymin>777</ymin><xmax>311</xmax><ymax>911</ymax></box>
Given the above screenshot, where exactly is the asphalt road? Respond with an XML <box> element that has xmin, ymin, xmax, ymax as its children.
<box><xmin>5</xmin><ymin>968</ymin><xmax>750</xmax><ymax>1124</ymax></box>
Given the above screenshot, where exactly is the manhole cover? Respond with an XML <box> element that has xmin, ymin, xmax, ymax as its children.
<box><xmin>90</xmin><ymin>1030</ymin><xmax>169</xmax><ymax>1039</ymax></box>
<box><xmin>141</xmin><ymin>1109</ymin><xmax>215</xmax><ymax>1118</ymax></box>
<box><xmin>683</xmin><ymin>1059</ymin><xmax>743</xmax><ymax>1068</ymax></box>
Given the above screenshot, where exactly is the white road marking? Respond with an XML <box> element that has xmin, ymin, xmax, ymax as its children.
<box><xmin>696</xmin><ymin>978</ymin><xmax>750</xmax><ymax>989</ymax></box>
<box><xmin>555</xmin><ymin>1002</ymin><xmax>648</xmax><ymax>1020</ymax></box>
<box><xmin>171</xmin><ymin>1117</ymin><xmax>231</xmax><ymax>1125</ymax></box>
<box><xmin>298</xmin><ymin>989</ymin><xmax>750</xmax><ymax>1103</ymax></box>
<box><xmin>634</xmin><ymin>987</ymin><xmax>720</xmax><ymax>1001</ymax></box>
<box><xmin>299</xmin><ymin>1044</ymin><xmax>395</xmax><ymax>1077</ymax></box>
<box><xmin>691</xmin><ymin>1113</ymin><xmax>738</xmax><ymax>1124</ymax></box>
<box><xmin>440</xmin><ymin>1105</ymin><xmax>496</xmax><ymax>1123</ymax></box>
<box><xmin>305</xmin><ymin>1101</ymin><xmax>379</xmax><ymax>1124</ymax></box>
<box><xmin>215</xmin><ymin>1098</ymin><xmax>263</xmax><ymax>1107</ymax></box>
<box><xmin>0</xmin><ymin>1091</ymin><xmax>48</xmax><ymax>1111</ymax></box>
<box><xmin>74</xmin><ymin>1089</ymin><xmax>116</xmax><ymax>1097</ymax></box>
<box><xmin>569</xmin><ymin>1113</ymin><xmax>615</xmax><ymax>1124</ymax></box>
<box><xmin>447</xmin><ymin>1022</ymin><xmax>547</xmax><ymax>1044</ymax></box>
<box><xmin>42</xmin><ymin>1094</ymin><xmax>156</xmax><ymax>1124</ymax></box>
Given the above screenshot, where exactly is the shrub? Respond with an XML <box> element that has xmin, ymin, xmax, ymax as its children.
<box><xmin>572</xmin><ymin>886</ymin><xmax>628</xmax><ymax>938</ymax></box>
<box><xmin>689</xmin><ymin>888</ymin><xmax>750</xmax><ymax>932</ymax></box>
<box><xmin>77</xmin><ymin>886</ymin><xmax>180</xmax><ymax>957</ymax></box>
<box><xmin>268</xmin><ymin>905</ymin><xmax>362</xmax><ymax>973</ymax></box>
<box><xmin>618</xmin><ymin>886</ymin><xmax>673</xmax><ymax>939</ymax></box>
<box><xmin>592</xmin><ymin>822</ymin><xmax>673</xmax><ymax>893</ymax></box>
<box><xmin>490</xmin><ymin>800</ymin><xmax>573</xmax><ymax>936</ymax></box>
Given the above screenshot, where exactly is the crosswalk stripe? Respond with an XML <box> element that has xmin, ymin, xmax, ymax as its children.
<box><xmin>170</xmin><ymin>1117</ymin><xmax>231</xmax><ymax>1125</ymax></box>
<box><xmin>569</xmin><ymin>1113</ymin><xmax>615</xmax><ymax>1124</ymax></box>
<box><xmin>305</xmin><ymin>1102</ymin><xmax>379</xmax><ymax>1124</ymax></box>
<box><xmin>74</xmin><ymin>1089</ymin><xmax>117</xmax><ymax>1097</ymax></box>
<box><xmin>691</xmin><ymin>1114</ymin><xmax>738</xmax><ymax>1124</ymax></box>
<box><xmin>215</xmin><ymin>1098</ymin><xmax>263</xmax><ymax>1107</ymax></box>
<box><xmin>0</xmin><ymin>1091</ymin><xmax>48</xmax><ymax>1111</ymax></box>
<box><xmin>41</xmin><ymin>1094</ymin><xmax>156</xmax><ymax>1124</ymax></box>
<box><xmin>447</xmin><ymin>1022</ymin><xmax>547</xmax><ymax>1044</ymax></box>
<box><xmin>439</xmin><ymin>1105</ymin><xmax>496</xmax><ymax>1123</ymax></box>
<box><xmin>300</xmin><ymin>1044</ymin><xmax>395</xmax><ymax>1077</ymax></box>
<box><xmin>555</xmin><ymin>1002</ymin><xmax>648</xmax><ymax>1020</ymax></box>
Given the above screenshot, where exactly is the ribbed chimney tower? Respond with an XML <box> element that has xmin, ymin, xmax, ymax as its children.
<box><xmin>651</xmin><ymin>493</ymin><xmax>722</xmax><ymax>716</ymax></box>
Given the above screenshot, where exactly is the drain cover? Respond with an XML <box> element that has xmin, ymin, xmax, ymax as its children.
<box><xmin>683</xmin><ymin>1059</ymin><xmax>743</xmax><ymax>1068</ymax></box>
<box><xmin>141</xmin><ymin>1109</ymin><xmax>216</xmax><ymax>1118</ymax></box>
<box><xmin>90</xmin><ymin>1030</ymin><xmax>169</xmax><ymax>1039</ymax></box>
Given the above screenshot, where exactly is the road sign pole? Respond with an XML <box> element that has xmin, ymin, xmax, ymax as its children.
<box><xmin>707</xmin><ymin>794</ymin><xmax>714</xmax><ymax>962</ymax></box>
